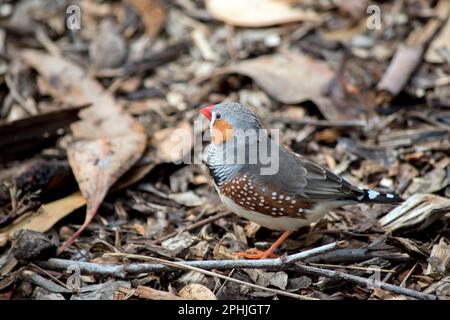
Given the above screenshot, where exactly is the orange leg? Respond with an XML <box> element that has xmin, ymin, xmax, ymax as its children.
<box><xmin>236</xmin><ymin>230</ymin><xmax>294</xmax><ymax>259</ymax></box>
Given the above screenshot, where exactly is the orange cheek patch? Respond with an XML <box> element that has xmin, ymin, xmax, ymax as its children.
<box><xmin>211</xmin><ymin>119</ymin><xmax>234</xmax><ymax>144</ymax></box>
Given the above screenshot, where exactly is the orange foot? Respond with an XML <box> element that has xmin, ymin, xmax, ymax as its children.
<box><xmin>235</xmin><ymin>248</ymin><xmax>278</xmax><ymax>259</ymax></box>
<box><xmin>235</xmin><ymin>230</ymin><xmax>294</xmax><ymax>259</ymax></box>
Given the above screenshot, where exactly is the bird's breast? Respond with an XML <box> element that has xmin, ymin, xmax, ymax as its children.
<box><xmin>218</xmin><ymin>192</ymin><xmax>326</xmax><ymax>231</ymax></box>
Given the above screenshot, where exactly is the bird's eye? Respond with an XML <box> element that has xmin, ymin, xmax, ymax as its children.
<box><xmin>215</xmin><ymin>112</ymin><xmax>221</xmax><ymax>120</ymax></box>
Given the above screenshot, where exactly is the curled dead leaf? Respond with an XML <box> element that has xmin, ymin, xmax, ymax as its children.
<box><xmin>152</xmin><ymin>121</ymin><xmax>194</xmax><ymax>163</ymax></box>
<box><xmin>21</xmin><ymin>50</ymin><xmax>146</xmax><ymax>253</ymax></box>
<box><xmin>219</xmin><ymin>52</ymin><xmax>333</xmax><ymax>104</ymax></box>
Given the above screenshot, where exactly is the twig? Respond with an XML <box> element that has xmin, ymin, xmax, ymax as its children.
<box><xmin>305</xmin><ymin>248</ymin><xmax>411</xmax><ymax>264</ymax></box>
<box><xmin>21</xmin><ymin>270</ymin><xmax>71</xmax><ymax>294</ymax></box>
<box><xmin>41</xmin><ymin>259</ymin><xmax>126</xmax><ymax>277</ymax></box>
<box><xmin>273</xmin><ymin>117</ymin><xmax>367</xmax><ymax>128</ymax></box>
<box><xmin>122</xmin><ymin>41</ymin><xmax>190</xmax><ymax>76</ymax></box>
<box><xmin>40</xmin><ymin>241</ymin><xmax>434</xmax><ymax>300</ymax></box>
<box><xmin>152</xmin><ymin>211</ymin><xmax>232</xmax><ymax>245</ymax></box>
<box><xmin>400</xmin><ymin>262</ymin><xmax>418</xmax><ymax>287</ymax></box>
<box><xmin>293</xmin><ymin>264</ymin><xmax>436</xmax><ymax>300</ymax></box>
<box><xmin>308</xmin><ymin>263</ymin><xmax>396</xmax><ymax>273</ymax></box>
<box><xmin>41</xmin><ymin>241</ymin><xmax>344</xmax><ymax>277</ymax></box>
<box><xmin>5</xmin><ymin>74</ymin><xmax>37</xmax><ymax>115</ymax></box>
<box><xmin>377</xmin><ymin>0</ymin><xmax>449</xmax><ymax>100</ymax></box>
<box><xmin>30</xmin><ymin>263</ymin><xmax>70</xmax><ymax>290</ymax></box>
<box><xmin>35</xmin><ymin>27</ymin><xmax>62</xmax><ymax>57</ymax></box>
<box><xmin>107</xmin><ymin>252</ymin><xmax>316</xmax><ymax>300</ymax></box>
<box><xmin>214</xmin><ymin>269</ymin><xmax>235</xmax><ymax>296</ymax></box>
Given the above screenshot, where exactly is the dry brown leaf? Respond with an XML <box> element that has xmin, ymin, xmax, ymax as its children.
<box><xmin>168</xmin><ymin>191</ymin><xmax>205</xmax><ymax>207</ymax></box>
<box><xmin>21</xmin><ymin>50</ymin><xmax>146</xmax><ymax>253</ymax></box>
<box><xmin>161</xmin><ymin>231</ymin><xmax>198</xmax><ymax>255</ymax></box>
<box><xmin>244</xmin><ymin>269</ymin><xmax>288</xmax><ymax>290</ymax></box>
<box><xmin>152</xmin><ymin>121</ymin><xmax>194</xmax><ymax>163</ymax></box>
<box><xmin>127</xmin><ymin>0</ymin><xmax>166</xmax><ymax>37</ymax></box>
<box><xmin>178</xmin><ymin>271</ymin><xmax>209</xmax><ymax>286</ymax></box>
<box><xmin>189</xmin><ymin>241</ymin><xmax>210</xmax><ymax>259</ymax></box>
<box><xmin>206</xmin><ymin>0</ymin><xmax>321</xmax><ymax>27</ymax></box>
<box><xmin>111</xmin><ymin>161</ymin><xmax>157</xmax><ymax>192</ymax></box>
<box><xmin>213</xmin><ymin>243</ymin><xmax>238</xmax><ymax>260</ymax></box>
<box><xmin>0</xmin><ymin>192</ymin><xmax>85</xmax><ymax>239</ymax></box>
<box><xmin>244</xmin><ymin>221</ymin><xmax>261</xmax><ymax>239</ymax></box>
<box><xmin>130</xmin><ymin>285</ymin><xmax>182</xmax><ymax>300</ymax></box>
<box><xmin>219</xmin><ymin>52</ymin><xmax>333</xmax><ymax>104</ymax></box>
<box><xmin>372</xmin><ymin>288</ymin><xmax>407</xmax><ymax>300</ymax></box>
<box><xmin>73</xmin><ymin>280</ymin><xmax>130</xmax><ymax>300</ymax></box>
<box><xmin>21</xmin><ymin>51</ymin><xmax>104</xmax><ymax>107</ymax></box>
<box><xmin>178</xmin><ymin>283</ymin><xmax>216</xmax><ymax>300</ymax></box>
<box><xmin>233</xmin><ymin>224</ymin><xmax>247</xmax><ymax>245</ymax></box>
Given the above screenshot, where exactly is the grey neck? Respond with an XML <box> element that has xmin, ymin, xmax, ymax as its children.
<box><xmin>205</xmin><ymin>131</ymin><xmax>277</xmax><ymax>187</ymax></box>
<box><xmin>206</xmin><ymin>142</ymin><xmax>243</xmax><ymax>187</ymax></box>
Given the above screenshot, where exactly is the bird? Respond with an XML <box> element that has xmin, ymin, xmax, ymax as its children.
<box><xmin>200</xmin><ymin>102</ymin><xmax>404</xmax><ymax>259</ymax></box>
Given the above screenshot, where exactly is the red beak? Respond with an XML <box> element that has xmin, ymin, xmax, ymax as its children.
<box><xmin>200</xmin><ymin>104</ymin><xmax>214</xmax><ymax>121</ymax></box>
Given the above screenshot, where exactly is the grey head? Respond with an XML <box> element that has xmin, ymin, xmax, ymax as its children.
<box><xmin>209</xmin><ymin>102</ymin><xmax>263</xmax><ymax>132</ymax></box>
<box><xmin>203</xmin><ymin>102</ymin><xmax>277</xmax><ymax>186</ymax></box>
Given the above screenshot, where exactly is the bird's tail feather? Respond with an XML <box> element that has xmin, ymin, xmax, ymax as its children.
<box><xmin>354</xmin><ymin>188</ymin><xmax>404</xmax><ymax>204</ymax></box>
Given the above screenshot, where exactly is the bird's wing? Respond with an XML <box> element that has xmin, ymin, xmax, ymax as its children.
<box><xmin>225</xmin><ymin>143</ymin><xmax>402</xmax><ymax>221</ymax></box>
<box><xmin>247</xmin><ymin>145</ymin><xmax>359</xmax><ymax>202</ymax></box>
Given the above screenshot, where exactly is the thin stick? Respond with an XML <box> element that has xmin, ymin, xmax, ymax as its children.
<box><xmin>21</xmin><ymin>270</ymin><xmax>71</xmax><ymax>294</ymax></box>
<box><xmin>108</xmin><ymin>252</ymin><xmax>316</xmax><ymax>300</ymax></box>
<box><xmin>153</xmin><ymin>211</ymin><xmax>232</xmax><ymax>245</ymax></box>
<box><xmin>308</xmin><ymin>263</ymin><xmax>396</xmax><ymax>273</ymax></box>
<box><xmin>293</xmin><ymin>264</ymin><xmax>436</xmax><ymax>300</ymax></box>
<box><xmin>214</xmin><ymin>269</ymin><xmax>235</xmax><ymax>296</ymax></box>
<box><xmin>400</xmin><ymin>262</ymin><xmax>418</xmax><ymax>287</ymax></box>
<box><xmin>42</xmin><ymin>259</ymin><xmax>126</xmax><ymax>277</ymax></box>
<box><xmin>5</xmin><ymin>74</ymin><xmax>36</xmax><ymax>115</ymax></box>
<box><xmin>30</xmin><ymin>263</ymin><xmax>70</xmax><ymax>290</ymax></box>
<box><xmin>42</xmin><ymin>241</ymin><xmax>344</xmax><ymax>277</ymax></box>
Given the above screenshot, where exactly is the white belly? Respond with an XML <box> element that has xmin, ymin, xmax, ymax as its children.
<box><xmin>219</xmin><ymin>194</ymin><xmax>329</xmax><ymax>231</ymax></box>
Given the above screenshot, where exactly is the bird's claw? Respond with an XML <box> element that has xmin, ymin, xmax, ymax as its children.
<box><xmin>235</xmin><ymin>248</ymin><xmax>278</xmax><ymax>259</ymax></box>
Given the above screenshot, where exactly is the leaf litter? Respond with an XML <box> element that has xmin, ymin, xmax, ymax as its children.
<box><xmin>0</xmin><ymin>0</ymin><xmax>449</xmax><ymax>301</ymax></box>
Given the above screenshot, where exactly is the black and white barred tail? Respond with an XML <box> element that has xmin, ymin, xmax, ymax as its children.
<box><xmin>354</xmin><ymin>188</ymin><xmax>404</xmax><ymax>204</ymax></box>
